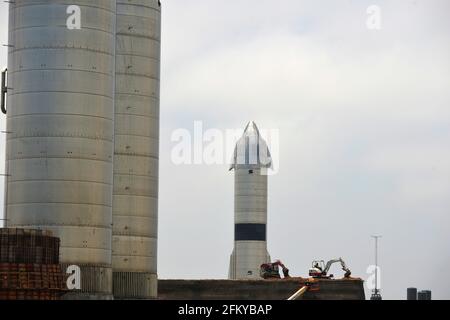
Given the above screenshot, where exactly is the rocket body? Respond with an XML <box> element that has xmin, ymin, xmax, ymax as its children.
<box><xmin>229</xmin><ymin>122</ymin><xmax>272</xmax><ymax>280</ymax></box>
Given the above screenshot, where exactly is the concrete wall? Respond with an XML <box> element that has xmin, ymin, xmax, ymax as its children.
<box><xmin>158</xmin><ymin>279</ymin><xmax>365</xmax><ymax>300</ymax></box>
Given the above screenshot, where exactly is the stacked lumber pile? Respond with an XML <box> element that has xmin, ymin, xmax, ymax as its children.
<box><xmin>0</xmin><ymin>229</ymin><xmax>67</xmax><ymax>300</ymax></box>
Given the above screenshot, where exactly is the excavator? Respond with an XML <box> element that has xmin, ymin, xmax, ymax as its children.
<box><xmin>309</xmin><ymin>257</ymin><xmax>352</xmax><ymax>279</ymax></box>
<box><xmin>260</xmin><ymin>257</ymin><xmax>353</xmax><ymax>300</ymax></box>
<box><xmin>288</xmin><ymin>258</ymin><xmax>352</xmax><ymax>300</ymax></box>
<box><xmin>260</xmin><ymin>260</ymin><xmax>290</xmax><ymax>279</ymax></box>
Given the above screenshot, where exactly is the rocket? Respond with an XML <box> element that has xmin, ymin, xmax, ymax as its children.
<box><xmin>229</xmin><ymin>122</ymin><xmax>272</xmax><ymax>280</ymax></box>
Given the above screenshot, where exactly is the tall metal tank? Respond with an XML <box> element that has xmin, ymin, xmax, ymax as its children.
<box><xmin>229</xmin><ymin>122</ymin><xmax>272</xmax><ymax>280</ymax></box>
<box><xmin>407</xmin><ymin>287</ymin><xmax>418</xmax><ymax>300</ymax></box>
<box><xmin>112</xmin><ymin>0</ymin><xmax>161</xmax><ymax>299</ymax></box>
<box><xmin>418</xmin><ymin>290</ymin><xmax>432</xmax><ymax>301</ymax></box>
<box><xmin>4</xmin><ymin>0</ymin><xmax>116</xmax><ymax>299</ymax></box>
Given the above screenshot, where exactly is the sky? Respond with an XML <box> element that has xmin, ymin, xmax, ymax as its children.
<box><xmin>1</xmin><ymin>0</ymin><xmax>450</xmax><ymax>300</ymax></box>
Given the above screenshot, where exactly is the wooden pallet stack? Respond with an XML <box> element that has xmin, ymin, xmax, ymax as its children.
<box><xmin>0</xmin><ymin>229</ymin><xmax>68</xmax><ymax>300</ymax></box>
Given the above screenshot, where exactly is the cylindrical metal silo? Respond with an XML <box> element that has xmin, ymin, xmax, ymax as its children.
<box><xmin>418</xmin><ymin>290</ymin><xmax>432</xmax><ymax>301</ymax></box>
<box><xmin>4</xmin><ymin>0</ymin><xmax>116</xmax><ymax>299</ymax></box>
<box><xmin>112</xmin><ymin>0</ymin><xmax>161</xmax><ymax>299</ymax></box>
<box><xmin>407</xmin><ymin>287</ymin><xmax>417</xmax><ymax>300</ymax></box>
<box><xmin>229</xmin><ymin>122</ymin><xmax>272</xmax><ymax>280</ymax></box>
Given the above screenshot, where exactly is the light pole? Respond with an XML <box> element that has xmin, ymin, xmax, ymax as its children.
<box><xmin>371</xmin><ymin>235</ymin><xmax>382</xmax><ymax>300</ymax></box>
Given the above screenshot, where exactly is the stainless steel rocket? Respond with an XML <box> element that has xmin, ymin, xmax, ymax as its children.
<box><xmin>229</xmin><ymin>122</ymin><xmax>272</xmax><ymax>280</ymax></box>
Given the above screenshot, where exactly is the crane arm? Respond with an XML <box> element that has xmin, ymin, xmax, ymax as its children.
<box><xmin>340</xmin><ymin>259</ymin><xmax>352</xmax><ymax>277</ymax></box>
<box><xmin>323</xmin><ymin>258</ymin><xmax>352</xmax><ymax>277</ymax></box>
<box><xmin>287</xmin><ymin>286</ymin><xmax>308</xmax><ymax>300</ymax></box>
<box><xmin>340</xmin><ymin>259</ymin><xmax>349</xmax><ymax>271</ymax></box>
<box><xmin>323</xmin><ymin>259</ymin><xmax>342</xmax><ymax>274</ymax></box>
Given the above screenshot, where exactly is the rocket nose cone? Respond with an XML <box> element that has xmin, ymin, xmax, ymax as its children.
<box><xmin>230</xmin><ymin>122</ymin><xmax>273</xmax><ymax>170</ymax></box>
<box><xmin>244</xmin><ymin>121</ymin><xmax>258</xmax><ymax>135</ymax></box>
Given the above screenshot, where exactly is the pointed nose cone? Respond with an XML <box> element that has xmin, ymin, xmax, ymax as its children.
<box><xmin>245</xmin><ymin>121</ymin><xmax>258</xmax><ymax>134</ymax></box>
<box><xmin>230</xmin><ymin>122</ymin><xmax>272</xmax><ymax>170</ymax></box>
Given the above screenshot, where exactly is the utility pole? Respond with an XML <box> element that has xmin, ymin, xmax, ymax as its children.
<box><xmin>370</xmin><ymin>235</ymin><xmax>382</xmax><ymax>300</ymax></box>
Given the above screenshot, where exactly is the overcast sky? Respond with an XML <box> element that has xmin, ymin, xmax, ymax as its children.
<box><xmin>1</xmin><ymin>0</ymin><xmax>449</xmax><ymax>300</ymax></box>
